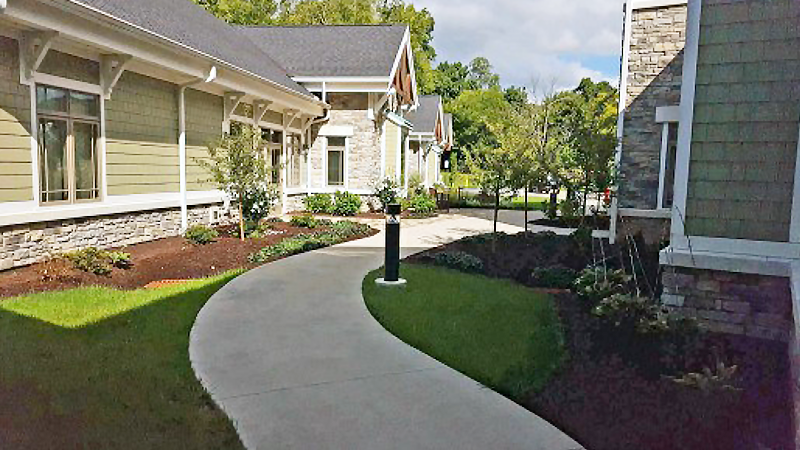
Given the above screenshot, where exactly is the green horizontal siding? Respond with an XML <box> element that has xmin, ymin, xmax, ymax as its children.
<box><xmin>0</xmin><ymin>36</ymin><xmax>33</xmax><ymax>203</ymax></box>
<box><xmin>685</xmin><ymin>0</ymin><xmax>799</xmax><ymax>242</ymax></box>
<box><xmin>186</xmin><ymin>89</ymin><xmax>222</xmax><ymax>191</ymax></box>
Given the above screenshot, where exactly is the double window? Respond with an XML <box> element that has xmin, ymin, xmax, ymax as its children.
<box><xmin>37</xmin><ymin>85</ymin><xmax>100</xmax><ymax>203</ymax></box>
<box><xmin>326</xmin><ymin>136</ymin><xmax>346</xmax><ymax>186</ymax></box>
<box><xmin>262</xmin><ymin>128</ymin><xmax>283</xmax><ymax>184</ymax></box>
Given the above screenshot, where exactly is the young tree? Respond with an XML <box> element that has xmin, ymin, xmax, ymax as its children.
<box><xmin>198</xmin><ymin>126</ymin><xmax>273</xmax><ymax>241</ymax></box>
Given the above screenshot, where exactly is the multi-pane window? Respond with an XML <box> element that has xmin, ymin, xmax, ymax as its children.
<box><xmin>286</xmin><ymin>133</ymin><xmax>303</xmax><ymax>188</ymax></box>
<box><xmin>37</xmin><ymin>85</ymin><xmax>100</xmax><ymax>203</ymax></box>
<box><xmin>326</xmin><ymin>136</ymin><xmax>346</xmax><ymax>186</ymax></box>
<box><xmin>262</xmin><ymin>128</ymin><xmax>283</xmax><ymax>184</ymax></box>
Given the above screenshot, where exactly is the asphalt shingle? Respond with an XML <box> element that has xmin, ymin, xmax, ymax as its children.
<box><xmin>70</xmin><ymin>0</ymin><xmax>312</xmax><ymax>97</ymax></box>
<box><xmin>407</xmin><ymin>95</ymin><xmax>441</xmax><ymax>134</ymax></box>
<box><xmin>238</xmin><ymin>25</ymin><xmax>407</xmax><ymax>77</ymax></box>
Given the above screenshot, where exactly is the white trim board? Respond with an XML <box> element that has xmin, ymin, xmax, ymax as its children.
<box><xmin>669</xmin><ymin>0</ymin><xmax>701</xmax><ymax>241</ymax></box>
<box><xmin>670</xmin><ymin>236</ymin><xmax>800</xmax><ymax>260</ymax></box>
<box><xmin>318</xmin><ymin>125</ymin><xmax>354</xmax><ymax>137</ymax></box>
<box><xmin>655</xmin><ymin>105</ymin><xmax>680</xmax><ymax>123</ymax></box>
<box><xmin>790</xmin><ymin>108</ymin><xmax>800</xmax><ymax>242</ymax></box>
<box><xmin>609</xmin><ymin>0</ymin><xmax>635</xmax><ymax>245</ymax></box>
<box><xmin>660</xmin><ymin>247</ymin><xmax>792</xmax><ymax>277</ymax></box>
<box><xmin>0</xmin><ymin>191</ymin><xmax>227</xmax><ymax>228</ymax></box>
<box><xmin>618</xmin><ymin>208</ymin><xmax>672</xmax><ymax>219</ymax></box>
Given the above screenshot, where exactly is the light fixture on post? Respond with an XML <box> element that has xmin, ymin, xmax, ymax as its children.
<box><xmin>375</xmin><ymin>203</ymin><xmax>406</xmax><ymax>287</ymax></box>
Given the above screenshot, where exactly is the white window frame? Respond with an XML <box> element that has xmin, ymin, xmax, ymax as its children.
<box><xmin>323</xmin><ymin>135</ymin><xmax>348</xmax><ymax>189</ymax></box>
<box><xmin>656</xmin><ymin>106</ymin><xmax>680</xmax><ymax>210</ymax></box>
<box><xmin>30</xmin><ymin>74</ymin><xmax>106</xmax><ymax>207</ymax></box>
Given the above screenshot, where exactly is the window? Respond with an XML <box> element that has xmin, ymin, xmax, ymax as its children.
<box><xmin>262</xmin><ymin>128</ymin><xmax>283</xmax><ymax>184</ymax></box>
<box><xmin>659</xmin><ymin>122</ymin><xmax>679</xmax><ymax>209</ymax></box>
<box><xmin>286</xmin><ymin>133</ymin><xmax>303</xmax><ymax>188</ymax></box>
<box><xmin>327</xmin><ymin>136</ymin><xmax>346</xmax><ymax>186</ymax></box>
<box><xmin>36</xmin><ymin>85</ymin><xmax>100</xmax><ymax>203</ymax></box>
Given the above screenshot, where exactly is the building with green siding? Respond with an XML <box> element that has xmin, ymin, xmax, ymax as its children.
<box><xmin>0</xmin><ymin>0</ymin><xmax>420</xmax><ymax>270</ymax></box>
<box><xmin>615</xmin><ymin>1</ymin><xmax>800</xmax><ymax>442</ymax></box>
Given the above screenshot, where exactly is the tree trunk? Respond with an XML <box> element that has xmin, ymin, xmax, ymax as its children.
<box><xmin>524</xmin><ymin>187</ymin><xmax>528</xmax><ymax>233</ymax></box>
<box><xmin>494</xmin><ymin>187</ymin><xmax>500</xmax><ymax>235</ymax></box>
<box><xmin>238</xmin><ymin>199</ymin><xmax>245</xmax><ymax>241</ymax></box>
<box><xmin>549</xmin><ymin>188</ymin><xmax>558</xmax><ymax>219</ymax></box>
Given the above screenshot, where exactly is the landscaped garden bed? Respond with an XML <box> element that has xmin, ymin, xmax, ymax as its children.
<box><xmin>0</xmin><ymin>219</ymin><xmax>377</xmax><ymax>299</ymax></box>
<box><xmin>382</xmin><ymin>231</ymin><xmax>793</xmax><ymax>450</ymax></box>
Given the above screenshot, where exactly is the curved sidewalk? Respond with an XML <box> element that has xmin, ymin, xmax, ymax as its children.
<box><xmin>190</xmin><ymin>214</ymin><xmax>583</xmax><ymax>450</ymax></box>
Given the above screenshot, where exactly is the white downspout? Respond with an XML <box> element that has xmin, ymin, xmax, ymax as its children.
<box><xmin>178</xmin><ymin>67</ymin><xmax>216</xmax><ymax>230</ymax></box>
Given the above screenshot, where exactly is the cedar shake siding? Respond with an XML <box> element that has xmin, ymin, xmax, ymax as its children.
<box><xmin>684</xmin><ymin>0</ymin><xmax>800</xmax><ymax>242</ymax></box>
<box><xmin>0</xmin><ymin>36</ymin><xmax>33</xmax><ymax>203</ymax></box>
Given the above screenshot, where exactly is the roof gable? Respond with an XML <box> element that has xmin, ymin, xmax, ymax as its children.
<box><xmin>70</xmin><ymin>0</ymin><xmax>311</xmax><ymax>96</ymax></box>
<box><xmin>238</xmin><ymin>25</ymin><xmax>408</xmax><ymax>77</ymax></box>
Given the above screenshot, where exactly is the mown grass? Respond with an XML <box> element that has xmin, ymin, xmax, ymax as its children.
<box><xmin>0</xmin><ymin>271</ymin><xmax>245</xmax><ymax>449</ymax></box>
<box><xmin>363</xmin><ymin>264</ymin><xmax>565</xmax><ymax>398</ymax></box>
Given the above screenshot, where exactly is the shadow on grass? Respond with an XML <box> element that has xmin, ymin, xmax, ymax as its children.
<box><xmin>0</xmin><ymin>272</ymin><xmax>244</xmax><ymax>450</ymax></box>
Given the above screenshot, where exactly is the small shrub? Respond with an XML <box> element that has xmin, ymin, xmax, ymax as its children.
<box><xmin>107</xmin><ymin>251</ymin><xmax>132</xmax><ymax>269</ymax></box>
<box><xmin>530</xmin><ymin>265</ymin><xmax>577</xmax><ymax>289</ymax></box>
<box><xmin>592</xmin><ymin>293</ymin><xmax>658</xmax><ymax>331</ymax></box>
<box><xmin>573</xmin><ymin>266</ymin><xmax>631</xmax><ymax>305</ymax></box>
<box><xmin>332</xmin><ymin>191</ymin><xmax>362</xmax><ymax>216</ymax></box>
<box><xmin>291</xmin><ymin>214</ymin><xmax>318</xmax><ymax>228</ymax></box>
<box><xmin>248</xmin><ymin>221</ymin><xmax>275</xmax><ymax>239</ymax></box>
<box><xmin>671</xmin><ymin>360</ymin><xmax>740</xmax><ymax>393</ymax></box>
<box><xmin>431</xmin><ymin>251</ymin><xmax>484</xmax><ymax>274</ymax></box>
<box><xmin>570</xmin><ymin>226</ymin><xmax>592</xmax><ymax>254</ymax></box>
<box><xmin>241</xmin><ymin>182</ymin><xmax>280</xmax><ymax>223</ymax></box>
<box><xmin>407</xmin><ymin>193</ymin><xmax>437</xmax><ymax>216</ymax></box>
<box><xmin>371</xmin><ymin>178</ymin><xmax>400</xmax><ymax>212</ymax></box>
<box><xmin>184</xmin><ymin>224</ymin><xmax>219</xmax><ymax>245</ymax></box>
<box><xmin>64</xmin><ymin>247</ymin><xmax>112</xmax><ymax>276</ymax></box>
<box><xmin>265</xmin><ymin>217</ymin><xmax>284</xmax><ymax>223</ymax></box>
<box><xmin>304</xmin><ymin>193</ymin><xmax>333</xmax><ymax>214</ymax></box>
<box><xmin>248</xmin><ymin>220</ymin><xmax>373</xmax><ymax>263</ymax></box>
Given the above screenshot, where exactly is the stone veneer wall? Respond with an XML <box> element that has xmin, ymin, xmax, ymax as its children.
<box><xmin>0</xmin><ymin>203</ymin><xmax>233</xmax><ymax>271</ymax></box>
<box><xmin>309</xmin><ymin>109</ymin><xmax>382</xmax><ymax>192</ymax></box>
<box><xmin>618</xmin><ymin>4</ymin><xmax>687</xmax><ymax>209</ymax></box>
<box><xmin>662</xmin><ymin>267</ymin><xmax>793</xmax><ymax>342</ymax></box>
<box><xmin>615</xmin><ymin>215</ymin><xmax>670</xmax><ymax>245</ymax></box>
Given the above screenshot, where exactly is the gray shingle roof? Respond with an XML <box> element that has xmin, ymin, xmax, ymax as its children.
<box><xmin>407</xmin><ymin>95</ymin><xmax>441</xmax><ymax>134</ymax></box>
<box><xmin>238</xmin><ymin>25</ymin><xmax>407</xmax><ymax>77</ymax></box>
<box><xmin>69</xmin><ymin>0</ymin><xmax>312</xmax><ymax>97</ymax></box>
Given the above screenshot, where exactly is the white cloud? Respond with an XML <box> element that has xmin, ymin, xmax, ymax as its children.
<box><xmin>414</xmin><ymin>0</ymin><xmax>623</xmax><ymax>92</ymax></box>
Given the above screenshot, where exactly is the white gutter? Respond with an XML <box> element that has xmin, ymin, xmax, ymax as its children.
<box><xmin>178</xmin><ymin>67</ymin><xmax>217</xmax><ymax>230</ymax></box>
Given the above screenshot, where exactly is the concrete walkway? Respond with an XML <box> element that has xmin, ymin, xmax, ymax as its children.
<box><xmin>190</xmin><ymin>214</ymin><xmax>583</xmax><ymax>450</ymax></box>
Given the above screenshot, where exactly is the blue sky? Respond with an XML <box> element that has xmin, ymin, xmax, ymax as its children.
<box><xmin>413</xmin><ymin>0</ymin><xmax>623</xmax><ymax>94</ymax></box>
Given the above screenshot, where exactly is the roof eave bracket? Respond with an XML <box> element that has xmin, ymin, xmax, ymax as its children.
<box><xmin>19</xmin><ymin>30</ymin><xmax>58</xmax><ymax>84</ymax></box>
<box><xmin>100</xmin><ymin>54</ymin><xmax>133</xmax><ymax>99</ymax></box>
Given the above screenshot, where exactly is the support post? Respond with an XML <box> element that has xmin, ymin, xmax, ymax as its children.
<box><xmin>376</xmin><ymin>204</ymin><xmax>406</xmax><ymax>287</ymax></box>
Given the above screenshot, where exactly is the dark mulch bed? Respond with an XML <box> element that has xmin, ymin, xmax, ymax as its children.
<box><xmin>530</xmin><ymin>214</ymin><xmax>610</xmax><ymax>230</ymax></box>
<box><xmin>0</xmin><ymin>221</ymin><xmax>377</xmax><ymax>299</ymax></box>
<box><xmin>407</xmin><ymin>231</ymin><xmax>794</xmax><ymax>450</ymax></box>
<box><xmin>526</xmin><ymin>294</ymin><xmax>794</xmax><ymax>450</ymax></box>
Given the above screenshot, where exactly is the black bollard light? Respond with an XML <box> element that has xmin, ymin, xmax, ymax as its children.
<box><xmin>375</xmin><ymin>203</ymin><xmax>407</xmax><ymax>287</ymax></box>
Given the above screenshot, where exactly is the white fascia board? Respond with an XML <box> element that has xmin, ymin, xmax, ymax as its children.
<box><xmin>631</xmin><ymin>0</ymin><xmax>687</xmax><ymax>10</ymax></box>
<box><xmin>7</xmin><ymin>1</ymin><xmax>324</xmax><ymax>115</ymax></box>
<box><xmin>0</xmin><ymin>191</ymin><xmax>227</xmax><ymax>228</ymax></box>
<box><xmin>293</xmin><ymin>76</ymin><xmax>391</xmax><ymax>83</ymax></box>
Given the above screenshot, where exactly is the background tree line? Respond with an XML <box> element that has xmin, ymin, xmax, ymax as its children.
<box><xmin>194</xmin><ymin>0</ymin><xmax>619</xmax><ymax>230</ymax></box>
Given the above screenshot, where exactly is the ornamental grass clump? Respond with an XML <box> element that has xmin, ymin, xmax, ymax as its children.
<box><xmin>248</xmin><ymin>221</ymin><xmax>371</xmax><ymax>263</ymax></box>
<box><xmin>431</xmin><ymin>251</ymin><xmax>484</xmax><ymax>274</ymax></box>
<box><xmin>64</xmin><ymin>247</ymin><xmax>133</xmax><ymax>275</ymax></box>
<box><xmin>184</xmin><ymin>224</ymin><xmax>219</xmax><ymax>245</ymax></box>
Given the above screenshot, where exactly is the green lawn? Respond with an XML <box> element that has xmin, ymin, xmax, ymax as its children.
<box><xmin>0</xmin><ymin>271</ymin><xmax>244</xmax><ymax>449</ymax></box>
<box><xmin>363</xmin><ymin>264</ymin><xmax>565</xmax><ymax>398</ymax></box>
